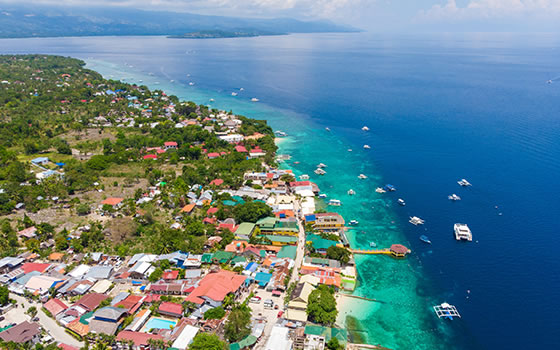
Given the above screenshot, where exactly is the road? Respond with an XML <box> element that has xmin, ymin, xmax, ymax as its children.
<box><xmin>289</xmin><ymin>198</ymin><xmax>306</xmax><ymax>286</ymax></box>
<box><xmin>2</xmin><ymin>295</ymin><xmax>84</xmax><ymax>348</ymax></box>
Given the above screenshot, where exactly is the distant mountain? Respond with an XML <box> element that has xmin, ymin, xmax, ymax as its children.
<box><xmin>0</xmin><ymin>5</ymin><xmax>358</xmax><ymax>38</ymax></box>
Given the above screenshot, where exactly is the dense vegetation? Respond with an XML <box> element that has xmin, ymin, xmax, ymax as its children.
<box><xmin>307</xmin><ymin>285</ymin><xmax>338</xmax><ymax>326</ymax></box>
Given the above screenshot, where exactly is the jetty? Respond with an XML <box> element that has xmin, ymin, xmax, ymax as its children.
<box><xmin>347</xmin><ymin>343</ymin><xmax>392</xmax><ymax>350</ymax></box>
<box><xmin>350</xmin><ymin>244</ymin><xmax>411</xmax><ymax>258</ymax></box>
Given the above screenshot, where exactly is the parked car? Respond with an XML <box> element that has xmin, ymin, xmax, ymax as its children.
<box><xmin>277</xmin><ymin>311</ymin><xmax>284</xmax><ymax>318</ymax></box>
<box><xmin>249</xmin><ymin>297</ymin><xmax>261</xmax><ymax>304</ymax></box>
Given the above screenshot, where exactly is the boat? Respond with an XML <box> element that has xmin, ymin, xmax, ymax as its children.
<box><xmin>448</xmin><ymin>194</ymin><xmax>461</xmax><ymax>201</ymax></box>
<box><xmin>358</xmin><ymin>174</ymin><xmax>368</xmax><ymax>179</ymax></box>
<box><xmin>240</xmin><ymin>87</ymin><xmax>244</xmax><ymax>91</ymax></box>
<box><xmin>370</xmin><ymin>241</ymin><xmax>377</xmax><ymax>248</ymax></box>
<box><xmin>316</xmin><ymin>163</ymin><xmax>327</xmax><ymax>168</ymax></box>
<box><xmin>189</xmin><ymin>82</ymin><xmax>195</xmax><ymax>86</ymax></box>
<box><xmin>209</xmin><ymin>98</ymin><xmax>215</xmax><ymax>102</ymax></box>
<box><xmin>347</xmin><ymin>189</ymin><xmax>356</xmax><ymax>195</ymax></box>
<box><xmin>349</xmin><ymin>220</ymin><xmax>359</xmax><ymax>225</ymax></box>
<box><xmin>454</xmin><ymin>223</ymin><xmax>473</xmax><ymax>241</ymax></box>
<box><xmin>328</xmin><ymin>199</ymin><xmax>342</xmax><ymax>206</ymax></box>
<box><xmin>397</xmin><ymin>198</ymin><xmax>406</xmax><ymax>206</ymax></box>
<box><xmin>547</xmin><ymin>80</ymin><xmax>553</xmax><ymax>84</ymax></box>
<box><xmin>362</xmin><ymin>126</ymin><xmax>370</xmax><ymax>131</ymax></box>
<box><xmin>314</xmin><ymin>168</ymin><xmax>326</xmax><ymax>175</ymax></box>
<box><xmin>275</xmin><ymin>131</ymin><xmax>288</xmax><ymax>137</ymax></box>
<box><xmin>419</xmin><ymin>235</ymin><xmax>432</xmax><ymax>244</ymax></box>
<box><xmin>348</xmin><ymin>149</ymin><xmax>352</xmax><ymax>152</ymax></box>
<box><xmin>231</xmin><ymin>92</ymin><xmax>238</xmax><ymax>96</ymax></box>
<box><xmin>318</xmin><ymin>194</ymin><xmax>327</xmax><ymax>199</ymax></box>
<box><xmin>433</xmin><ymin>303</ymin><xmax>461</xmax><ymax>320</ymax></box>
<box><xmin>251</xmin><ymin>98</ymin><xmax>259</xmax><ymax>102</ymax></box>
<box><xmin>299</xmin><ymin>174</ymin><xmax>309</xmax><ymax>180</ymax></box>
<box><xmin>384</xmin><ymin>184</ymin><xmax>396</xmax><ymax>192</ymax></box>
<box><xmin>325</xmin><ymin>127</ymin><xmax>331</xmax><ymax>132</ymax></box>
<box><xmin>363</xmin><ymin>145</ymin><xmax>371</xmax><ymax>149</ymax></box>
<box><xmin>457</xmin><ymin>179</ymin><xmax>471</xmax><ymax>187</ymax></box>
<box><xmin>375</xmin><ymin>187</ymin><xmax>386</xmax><ymax>193</ymax></box>
<box><xmin>409</xmin><ymin>216</ymin><xmax>425</xmax><ymax>225</ymax></box>
<box><xmin>170</xmin><ymin>80</ymin><xmax>175</xmax><ymax>83</ymax></box>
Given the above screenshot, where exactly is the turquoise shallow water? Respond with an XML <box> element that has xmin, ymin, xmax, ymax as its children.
<box><xmin>85</xmin><ymin>59</ymin><xmax>457</xmax><ymax>349</ymax></box>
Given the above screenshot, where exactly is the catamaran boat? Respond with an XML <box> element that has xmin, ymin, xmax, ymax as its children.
<box><xmin>314</xmin><ymin>168</ymin><xmax>326</xmax><ymax>175</ymax></box>
<box><xmin>349</xmin><ymin>220</ymin><xmax>359</xmax><ymax>225</ymax></box>
<box><xmin>363</xmin><ymin>145</ymin><xmax>371</xmax><ymax>149</ymax></box>
<box><xmin>318</xmin><ymin>194</ymin><xmax>327</xmax><ymax>199</ymax></box>
<box><xmin>409</xmin><ymin>216</ymin><xmax>425</xmax><ymax>225</ymax></box>
<box><xmin>375</xmin><ymin>187</ymin><xmax>386</xmax><ymax>193</ymax></box>
<box><xmin>448</xmin><ymin>194</ymin><xmax>461</xmax><ymax>201</ymax></box>
<box><xmin>362</xmin><ymin>126</ymin><xmax>370</xmax><ymax>131</ymax></box>
<box><xmin>231</xmin><ymin>92</ymin><xmax>238</xmax><ymax>96</ymax></box>
<box><xmin>316</xmin><ymin>163</ymin><xmax>327</xmax><ymax>168</ymax></box>
<box><xmin>299</xmin><ymin>174</ymin><xmax>310</xmax><ymax>180</ymax></box>
<box><xmin>348</xmin><ymin>189</ymin><xmax>356</xmax><ymax>195</ymax></box>
<box><xmin>457</xmin><ymin>179</ymin><xmax>471</xmax><ymax>187</ymax></box>
<box><xmin>358</xmin><ymin>174</ymin><xmax>368</xmax><ymax>179</ymax></box>
<box><xmin>251</xmin><ymin>98</ymin><xmax>259</xmax><ymax>102</ymax></box>
<box><xmin>328</xmin><ymin>199</ymin><xmax>342</xmax><ymax>206</ymax></box>
<box><xmin>397</xmin><ymin>198</ymin><xmax>406</xmax><ymax>206</ymax></box>
<box><xmin>419</xmin><ymin>235</ymin><xmax>432</xmax><ymax>244</ymax></box>
<box><xmin>454</xmin><ymin>223</ymin><xmax>473</xmax><ymax>241</ymax></box>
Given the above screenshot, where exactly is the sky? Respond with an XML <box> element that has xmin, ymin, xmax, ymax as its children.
<box><xmin>2</xmin><ymin>0</ymin><xmax>560</xmax><ymax>32</ymax></box>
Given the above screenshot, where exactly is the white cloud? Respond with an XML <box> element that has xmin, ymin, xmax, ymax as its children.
<box><xmin>418</xmin><ymin>0</ymin><xmax>560</xmax><ymax>20</ymax></box>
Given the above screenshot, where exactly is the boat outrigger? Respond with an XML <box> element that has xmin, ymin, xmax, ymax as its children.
<box><xmin>457</xmin><ymin>179</ymin><xmax>472</xmax><ymax>187</ymax></box>
<box><xmin>433</xmin><ymin>303</ymin><xmax>461</xmax><ymax>320</ymax></box>
<box><xmin>409</xmin><ymin>216</ymin><xmax>425</xmax><ymax>225</ymax></box>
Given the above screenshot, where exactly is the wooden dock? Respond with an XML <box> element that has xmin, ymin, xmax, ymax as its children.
<box><xmin>350</xmin><ymin>249</ymin><xmax>392</xmax><ymax>255</ymax></box>
<box><xmin>350</xmin><ymin>244</ymin><xmax>411</xmax><ymax>258</ymax></box>
<box><xmin>347</xmin><ymin>343</ymin><xmax>393</xmax><ymax>350</ymax></box>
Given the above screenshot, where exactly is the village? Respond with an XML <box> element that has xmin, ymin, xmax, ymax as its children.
<box><xmin>0</xmin><ymin>56</ymin><xmax>373</xmax><ymax>350</ymax></box>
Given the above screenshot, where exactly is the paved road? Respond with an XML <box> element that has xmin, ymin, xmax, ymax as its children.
<box><xmin>289</xmin><ymin>199</ymin><xmax>306</xmax><ymax>286</ymax></box>
<box><xmin>5</xmin><ymin>295</ymin><xmax>84</xmax><ymax>348</ymax></box>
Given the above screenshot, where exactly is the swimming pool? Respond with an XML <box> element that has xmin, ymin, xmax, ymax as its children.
<box><xmin>142</xmin><ymin>317</ymin><xmax>177</xmax><ymax>332</ymax></box>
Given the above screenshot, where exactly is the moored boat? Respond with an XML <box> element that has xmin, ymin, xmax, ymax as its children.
<box><xmin>457</xmin><ymin>178</ymin><xmax>471</xmax><ymax>186</ymax></box>
<box><xmin>409</xmin><ymin>216</ymin><xmax>425</xmax><ymax>225</ymax></box>
<box><xmin>328</xmin><ymin>199</ymin><xmax>342</xmax><ymax>206</ymax></box>
<box><xmin>362</xmin><ymin>126</ymin><xmax>370</xmax><ymax>131</ymax></box>
<box><xmin>349</xmin><ymin>220</ymin><xmax>359</xmax><ymax>225</ymax></box>
<box><xmin>347</xmin><ymin>189</ymin><xmax>355</xmax><ymax>195</ymax></box>
<box><xmin>375</xmin><ymin>187</ymin><xmax>386</xmax><ymax>193</ymax></box>
<box><xmin>448</xmin><ymin>194</ymin><xmax>461</xmax><ymax>201</ymax></box>
<box><xmin>454</xmin><ymin>223</ymin><xmax>472</xmax><ymax>241</ymax></box>
<box><xmin>397</xmin><ymin>198</ymin><xmax>406</xmax><ymax>206</ymax></box>
<box><xmin>419</xmin><ymin>235</ymin><xmax>432</xmax><ymax>244</ymax></box>
<box><xmin>363</xmin><ymin>144</ymin><xmax>371</xmax><ymax>149</ymax></box>
<box><xmin>358</xmin><ymin>174</ymin><xmax>367</xmax><ymax>179</ymax></box>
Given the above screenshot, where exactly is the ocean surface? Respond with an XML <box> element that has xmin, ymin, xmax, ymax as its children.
<box><xmin>1</xmin><ymin>33</ymin><xmax>559</xmax><ymax>349</ymax></box>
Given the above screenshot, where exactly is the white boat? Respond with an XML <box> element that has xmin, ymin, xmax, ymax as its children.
<box><xmin>251</xmin><ymin>98</ymin><xmax>259</xmax><ymax>102</ymax></box>
<box><xmin>349</xmin><ymin>220</ymin><xmax>359</xmax><ymax>225</ymax></box>
<box><xmin>370</xmin><ymin>241</ymin><xmax>377</xmax><ymax>248</ymax></box>
<box><xmin>375</xmin><ymin>187</ymin><xmax>386</xmax><ymax>193</ymax></box>
<box><xmin>314</xmin><ymin>168</ymin><xmax>326</xmax><ymax>175</ymax></box>
<box><xmin>231</xmin><ymin>92</ymin><xmax>238</xmax><ymax>96</ymax></box>
<box><xmin>362</xmin><ymin>126</ymin><xmax>370</xmax><ymax>131</ymax></box>
<box><xmin>448</xmin><ymin>194</ymin><xmax>461</xmax><ymax>201</ymax></box>
<box><xmin>318</xmin><ymin>194</ymin><xmax>327</xmax><ymax>199</ymax></box>
<box><xmin>363</xmin><ymin>145</ymin><xmax>371</xmax><ymax>149</ymax></box>
<box><xmin>454</xmin><ymin>223</ymin><xmax>472</xmax><ymax>241</ymax></box>
<box><xmin>547</xmin><ymin>80</ymin><xmax>553</xmax><ymax>84</ymax></box>
<box><xmin>209</xmin><ymin>98</ymin><xmax>215</xmax><ymax>102</ymax></box>
<box><xmin>347</xmin><ymin>189</ymin><xmax>356</xmax><ymax>195</ymax></box>
<box><xmin>299</xmin><ymin>174</ymin><xmax>310</xmax><ymax>180</ymax></box>
<box><xmin>328</xmin><ymin>199</ymin><xmax>342</xmax><ymax>206</ymax></box>
<box><xmin>434</xmin><ymin>303</ymin><xmax>461</xmax><ymax>320</ymax></box>
<box><xmin>316</xmin><ymin>163</ymin><xmax>327</xmax><ymax>168</ymax></box>
<box><xmin>358</xmin><ymin>174</ymin><xmax>368</xmax><ymax>179</ymax></box>
<box><xmin>170</xmin><ymin>80</ymin><xmax>175</xmax><ymax>83</ymax></box>
<box><xmin>409</xmin><ymin>216</ymin><xmax>425</xmax><ymax>225</ymax></box>
<box><xmin>325</xmin><ymin>127</ymin><xmax>331</xmax><ymax>132</ymax></box>
<box><xmin>397</xmin><ymin>198</ymin><xmax>406</xmax><ymax>206</ymax></box>
<box><xmin>457</xmin><ymin>179</ymin><xmax>471</xmax><ymax>187</ymax></box>
<box><xmin>189</xmin><ymin>82</ymin><xmax>195</xmax><ymax>86</ymax></box>
<box><xmin>240</xmin><ymin>87</ymin><xmax>244</xmax><ymax>91</ymax></box>
<box><xmin>348</xmin><ymin>149</ymin><xmax>352</xmax><ymax>152</ymax></box>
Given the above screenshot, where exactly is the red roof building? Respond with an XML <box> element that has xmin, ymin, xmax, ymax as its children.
<box><xmin>43</xmin><ymin>298</ymin><xmax>67</xmax><ymax>316</ymax></box>
<box><xmin>75</xmin><ymin>293</ymin><xmax>108</xmax><ymax>312</ymax></box>
<box><xmin>164</xmin><ymin>141</ymin><xmax>178</xmax><ymax>148</ymax></box>
<box><xmin>143</xmin><ymin>154</ymin><xmax>157</xmax><ymax>160</ymax></box>
<box><xmin>21</xmin><ymin>262</ymin><xmax>51</xmax><ymax>274</ymax></box>
<box><xmin>101</xmin><ymin>197</ymin><xmax>124</xmax><ymax>207</ymax></box>
<box><xmin>209</xmin><ymin>179</ymin><xmax>224</xmax><ymax>186</ymax></box>
<box><xmin>235</xmin><ymin>145</ymin><xmax>248</xmax><ymax>153</ymax></box>
<box><xmin>207</xmin><ymin>152</ymin><xmax>220</xmax><ymax>159</ymax></box>
<box><xmin>116</xmin><ymin>330</ymin><xmax>163</xmax><ymax>347</ymax></box>
<box><xmin>162</xmin><ymin>270</ymin><xmax>179</xmax><ymax>281</ymax></box>
<box><xmin>158</xmin><ymin>302</ymin><xmax>183</xmax><ymax>318</ymax></box>
<box><xmin>207</xmin><ymin>207</ymin><xmax>219</xmax><ymax>216</ymax></box>
<box><xmin>185</xmin><ymin>270</ymin><xmax>246</xmax><ymax>305</ymax></box>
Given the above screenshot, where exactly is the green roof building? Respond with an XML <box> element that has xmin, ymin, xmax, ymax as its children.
<box><xmin>201</xmin><ymin>253</ymin><xmax>213</xmax><ymax>264</ymax></box>
<box><xmin>230</xmin><ymin>335</ymin><xmax>258</xmax><ymax>350</ymax></box>
<box><xmin>277</xmin><ymin>245</ymin><xmax>297</xmax><ymax>260</ymax></box>
<box><xmin>235</xmin><ymin>223</ymin><xmax>256</xmax><ymax>240</ymax></box>
<box><xmin>304</xmin><ymin>325</ymin><xmax>347</xmax><ymax>345</ymax></box>
<box><xmin>306</xmin><ymin>234</ymin><xmax>339</xmax><ymax>251</ymax></box>
<box><xmin>211</xmin><ymin>251</ymin><xmax>233</xmax><ymax>264</ymax></box>
<box><xmin>259</xmin><ymin>234</ymin><xmax>298</xmax><ymax>246</ymax></box>
<box><xmin>256</xmin><ymin>217</ymin><xmax>299</xmax><ymax>236</ymax></box>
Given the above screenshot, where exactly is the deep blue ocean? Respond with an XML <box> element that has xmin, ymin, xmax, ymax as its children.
<box><xmin>1</xmin><ymin>33</ymin><xmax>559</xmax><ymax>349</ymax></box>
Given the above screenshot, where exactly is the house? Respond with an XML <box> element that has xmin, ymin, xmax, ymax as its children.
<box><xmin>306</xmin><ymin>235</ymin><xmax>340</xmax><ymax>254</ymax></box>
<box><xmin>265</xmin><ymin>325</ymin><xmax>293</xmax><ymax>350</ymax></box>
<box><xmin>21</xmin><ymin>262</ymin><xmax>51</xmax><ymax>274</ymax></box>
<box><xmin>48</xmin><ymin>252</ymin><xmax>64</xmax><ymax>262</ymax></box>
<box><xmin>285</xmin><ymin>282</ymin><xmax>315</xmax><ymax>322</ymax></box>
<box><xmin>17</xmin><ymin>226</ymin><xmax>37</xmax><ymax>239</ymax></box>
<box><xmin>185</xmin><ymin>270</ymin><xmax>247</xmax><ymax>307</ymax></box>
<box><xmin>164</xmin><ymin>141</ymin><xmax>178</xmax><ymax>150</ymax></box>
<box><xmin>305</xmin><ymin>213</ymin><xmax>345</xmax><ymax>231</ymax></box>
<box><xmin>75</xmin><ymin>293</ymin><xmax>109</xmax><ymax>312</ymax></box>
<box><xmin>143</xmin><ymin>154</ymin><xmax>157</xmax><ymax>160</ymax></box>
<box><xmin>256</xmin><ymin>217</ymin><xmax>299</xmax><ymax>236</ymax></box>
<box><xmin>128</xmin><ymin>261</ymin><xmax>154</xmax><ymax>279</ymax></box>
<box><xmin>31</xmin><ymin>157</ymin><xmax>49</xmax><ymax>166</ymax></box>
<box><xmin>180</xmin><ymin>203</ymin><xmax>196</xmax><ymax>215</ymax></box>
<box><xmin>207</xmin><ymin>152</ymin><xmax>220</xmax><ymax>159</ymax></box>
<box><xmin>116</xmin><ymin>330</ymin><xmax>164</xmax><ymax>349</ymax></box>
<box><xmin>0</xmin><ymin>321</ymin><xmax>41</xmax><ymax>344</ymax></box>
<box><xmin>24</xmin><ymin>275</ymin><xmax>63</xmax><ymax>296</ymax></box>
<box><xmin>258</xmin><ymin>235</ymin><xmax>298</xmax><ymax>246</ymax></box>
<box><xmin>43</xmin><ymin>298</ymin><xmax>68</xmax><ymax>317</ymax></box>
<box><xmin>219</xmin><ymin>134</ymin><xmax>244</xmax><ymax>143</ymax></box>
<box><xmin>171</xmin><ymin>325</ymin><xmax>199</xmax><ymax>350</ymax></box>
<box><xmin>158</xmin><ymin>302</ymin><xmax>183</xmax><ymax>318</ymax></box>
<box><xmin>89</xmin><ymin>307</ymin><xmax>127</xmax><ymax>335</ymax></box>
<box><xmin>209</xmin><ymin>178</ymin><xmax>224</xmax><ymax>186</ymax></box>
<box><xmin>234</xmin><ymin>145</ymin><xmax>248</xmax><ymax>153</ymax></box>
<box><xmin>101</xmin><ymin>197</ymin><xmax>124</xmax><ymax>208</ymax></box>
<box><xmin>162</xmin><ymin>270</ymin><xmax>179</xmax><ymax>281</ymax></box>
<box><xmin>234</xmin><ymin>223</ymin><xmax>256</xmax><ymax>241</ymax></box>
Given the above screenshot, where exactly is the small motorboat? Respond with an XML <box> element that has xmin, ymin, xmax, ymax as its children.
<box><xmin>240</xmin><ymin>87</ymin><xmax>245</xmax><ymax>91</ymax></box>
<box><xmin>189</xmin><ymin>82</ymin><xmax>195</xmax><ymax>86</ymax></box>
<box><xmin>384</xmin><ymin>184</ymin><xmax>396</xmax><ymax>192</ymax></box>
<box><xmin>348</xmin><ymin>189</ymin><xmax>356</xmax><ymax>195</ymax></box>
<box><xmin>231</xmin><ymin>92</ymin><xmax>238</xmax><ymax>96</ymax></box>
<box><xmin>328</xmin><ymin>199</ymin><xmax>342</xmax><ymax>206</ymax></box>
<box><xmin>314</xmin><ymin>168</ymin><xmax>326</xmax><ymax>175</ymax></box>
<box><xmin>419</xmin><ymin>235</ymin><xmax>432</xmax><ymax>244</ymax></box>
<box><xmin>409</xmin><ymin>216</ymin><xmax>425</xmax><ymax>225</ymax></box>
<box><xmin>316</xmin><ymin>163</ymin><xmax>327</xmax><ymax>168</ymax></box>
<box><xmin>375</xmin><ymin>187</ymin><xmax>386</xmax><ymax>193</ymax></box>
<box><xmin>448</xmin><ymin>194</ymin><xmax>461</xmax><ymax>201</ymax></box>
<box><xmin>348</xmin><ymin>149</ymin><xmax>352</xmax><ymax>152</ymax></box>
<box><xmin>457</xmin><ymin>179</ymin><xmax>471</xmax><ymax>187</ymax></box>
<box><xmin>397</xmin><ymin>198</ymin><xmax>406</xmax><ymax>206</ymax></box>
<box><xmin>362</xmin><ymin>126</ymin><xmax>370</xmax><ymax>131</ymax></box>
<box><xmin>363</xmin><ymin>145</ymin><xmax>371</xmax><ymax>149</ymax></box>
<box><xmin>358</xmin><ymin>174</ymin><xmax>368</xmax><ymax>179</ymax></box>
<box><xmin>370</xmin><ymin>241</ymin><xmax>377</xmax><ymax>248</ymax></box>
<box><xmin>318</xmin><ymin>194</ymin><xmax>327</xmax><ymax>199</ymax></box>
<box><xmin>209</xmin><ymin>98</ymin><xmax>215</xmax><ymax>102</ymax></box>
<box><xmin>299</xmin><ymin>174</ymin><xmax>309</xmax><ymax>180</ymax></box>
<box><xmin>325</xmin><ymin>127</ymin><xmax>331</xmax><ymax>132</ymax></box>
<box><xmin>349</xmin><ymin>220</ymin><xmax>359</xmax><ymax>225</ymax></box>
<box><xmin>251</xmin><ymin>98</ymin><xmax>259</xmax><ymax>102</ymax></box>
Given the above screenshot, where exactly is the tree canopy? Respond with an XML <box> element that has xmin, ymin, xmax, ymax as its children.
<box><xmin>224</xmin><ymin>304</ymin><xmax>252</xmax><ymax>342</ymax></box>
<box><xmin>307</xmin><ymin>285</ymin><xmax>338</xmax><ymax>326</ymax></box>
<box><xmin>189</xmin><ymin>333</ymin><xmax>228</xmax><ymax>350</ymax></box>
<box><xmin>233</xmin><ymin>201</ymin><xmax>273</xmax><ymax>223</ymax></box>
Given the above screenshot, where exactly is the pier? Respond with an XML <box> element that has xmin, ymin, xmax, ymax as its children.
<box><xmin>347</xmin><ymin>343</ymin><xmax>393</xmax><ymax>350</ymax></box>
<box><xmin>350</xmin><ymin>244</ymin><xmax>411</xmax><ymax>258</ymax></box>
